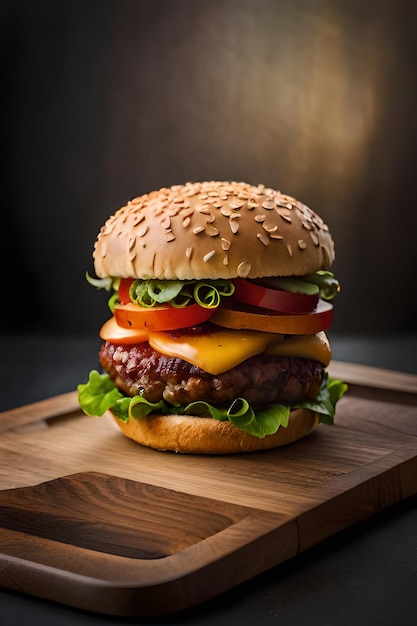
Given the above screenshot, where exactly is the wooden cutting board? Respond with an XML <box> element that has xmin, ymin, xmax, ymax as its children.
<box><xmin>0</xmin><ymin>361</ymin><xmax>416</xmax><ymax>617</ymax></box>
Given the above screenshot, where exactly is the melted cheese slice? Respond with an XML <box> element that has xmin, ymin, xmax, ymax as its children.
<box><xmin>100</xmin><ymin>317</ymin><xmax>331</xmax><ymax>374</ymax></box>
<box><xmin>149</xmin><ymin>329</ymin><xmax>280</xmax><ymax>375</ymax></box>
<box><xmin>149</xmin><ymin>329</ymin><xmax>331</xmax><ymax>375</ymax></box>
<box><xmin>265</xmin><ymin>331</ymin><xmax>331</xmax><ymax>367</ymax></box>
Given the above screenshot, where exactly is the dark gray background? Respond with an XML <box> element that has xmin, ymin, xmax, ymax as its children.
<box><xmin>2</xmin><ymin>0</ymin><xmax>417</xmax><ymax>336</ymax></box>
<box><xmin>1</xmin><ymin>4</ymin><xmax>417</xmax><ymax>623</ymax></box>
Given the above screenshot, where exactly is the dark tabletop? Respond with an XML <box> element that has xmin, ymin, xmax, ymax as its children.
<box><xmin>1</xmin><ymin>332</ymin><xmax>416</xmax><ymax>626</ymax></box>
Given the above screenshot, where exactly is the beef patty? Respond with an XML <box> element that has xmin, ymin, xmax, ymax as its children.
<box><xmin>99</xmin><ymin>341</ymin><xmax>324</xmax><ymax>409</ymax></box>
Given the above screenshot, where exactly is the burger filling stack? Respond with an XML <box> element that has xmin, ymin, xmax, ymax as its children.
<box><xmin>78</xmin><ymin>181</ymin><xmax>347</xmax><ymax>454</ymax></box>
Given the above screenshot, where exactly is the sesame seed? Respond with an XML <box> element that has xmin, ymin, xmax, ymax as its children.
<box><xmin>263</xmin><ymin>223</ymin><xmax>278</xmax><ymax>233</ymax></box>
<box><xmin>229</xmin><ymin>200</ymin><xmax>244</xmax><ymax>210</ymax></box>
<box><xmin>203</xmin><ymin>250</ymin><xmax>216</xmax><ymax>262</ymax></box>
<box><xmin>193</xmin><ymin>226</ymin><xmax>204</xmax><ymax>235</ymax></box>
<box><xmin>132</xmin><ymin>214</ymin><xmax>145</xmax><ymax>227</ymax></box>
<box><xmin>137</xmin><ymin>225</ymin><xmax>148</xmax><ymax>238</ymax></box>
<box><xmin>280</xmin><ymin>194</ymin><xmax>296</xmax><ymax>205</ymax></box>
<box><xmin>276</xmin><ymin>198</ymin><xmax>289</xmax><ymax>208</ymax></box>
<box><xmin>229</xmin><ymin>220</ymin><xmax>239</xmax><ymax>234</ymax></box>
<box><xmin>198</xmin><ymin>205</ymin><xmax>212</xmax><ymax>215</ymax></box>
<box><xmin>298</xmin><ymin>239</ymin><xmax>307</xmax><ymax>250</ymax></box>
<box><xmin>310</xmin><ymin>232</ymin><xmax>320</xmax><ymax>246</ymax></box>
<box><xmin>277</xmin><ymin>209</ymin><xmax>292</xmax><ymax>223</ymax></box>
<box><xmin>257</xmin><ymin>233</ymin><xmax>270</xmax><ymax>246</ymax></box>
<box><xmin>238</xmin><ymin>261</ymin><xmax>251</xmax><ymax>277</ymax></box>
<box><xmin>180</xmin><ymin>207</ymin><xmax>194</xmax><ymax>218</ymax></box>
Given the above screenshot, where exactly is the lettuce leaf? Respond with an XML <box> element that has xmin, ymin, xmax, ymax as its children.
<box><xmin>181</xmin><ymin>397</ymin><xmax>290</xmax><ymax>437</ymax></box>
<box><xmin>78</xmin><ymin>370</ymin><xmax>347</xmax><ymax>438</ymax></box>
<box><xmin>128</xmin><ymin>278</ymin><xmax>235</xmax><ymax>309</ymax></box>
<box><xmin>293</xmin><ymin>374</ymin><xmax>348</xmax><ymax>424</ymax></box>
<box><xmin>77</xmin><ymin>371</ymin><xmax>169</xmax><ymax>423</ymax></box>
<box><xmin>77</xmin><ymin>370</ymin><xmax>125</xmax><ymax>417</ymax></box>
<box><xmin>264</xmin><ymin>271</ymin><xmax>340</xmax><ymax>301</ymax></box>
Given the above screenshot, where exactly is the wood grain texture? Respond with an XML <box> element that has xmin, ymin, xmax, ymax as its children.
<box><xmin>0</xmin><ymin>472</ymin><xmax>252</xmax><ymax>558</ymax></box>
<box><xmin>0</xmin><ymin>361</ymin><xmax>416</xmax><ymax>616</ymax></box>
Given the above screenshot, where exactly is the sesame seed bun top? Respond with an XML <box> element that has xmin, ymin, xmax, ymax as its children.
<box><xmin>93</xmin><ymin>181</ymin><xmax>335</xmax><ymax>280</ymax></box>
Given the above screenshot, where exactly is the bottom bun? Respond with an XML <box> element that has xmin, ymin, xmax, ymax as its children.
<box><xmin>109</xmin><ymin>408</ymin><xmax>320</xmax><ymax>454</ymax></box>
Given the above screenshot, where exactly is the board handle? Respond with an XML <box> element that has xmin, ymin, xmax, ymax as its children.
<box><xmin>0</xmin><ymin>391</ymin><xmax>81</xmax><ymax>434</ymax></box>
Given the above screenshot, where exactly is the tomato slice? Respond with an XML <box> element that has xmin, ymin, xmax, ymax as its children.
<box><xmin>114</xmin><ymin>302</ymin><xmax>215</xmax><ymax>331</ymax></box>
<box><xmin>233</xmin><ymin>278</ymin><xmax>319</xmax><ymax>314</ymax></box>
<box><xmin>211</xmin><ymin>299</ymin><xmax>333</xmax><ymax>335</ymax></box>
<box><xmin>99</xmin><ymin>316</ymin><xmax>149</xmax><ymax>344</ymax></box>
<box><xmin>118</xmin><ymin>278</ymin><xmax>135</xmax><ymax>304</ymax></box>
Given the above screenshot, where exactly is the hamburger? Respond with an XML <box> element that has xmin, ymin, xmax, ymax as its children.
<box><xmin>78</xmin><ymin>181</ymin><xmax>347</xmax><ymax>454</ymax></box>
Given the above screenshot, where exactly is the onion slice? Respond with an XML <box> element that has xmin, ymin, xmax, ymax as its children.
<box><xmin>211</xmin><ymin>299</ymin><xmax>334</xmax><ymax>335</ymax></box>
